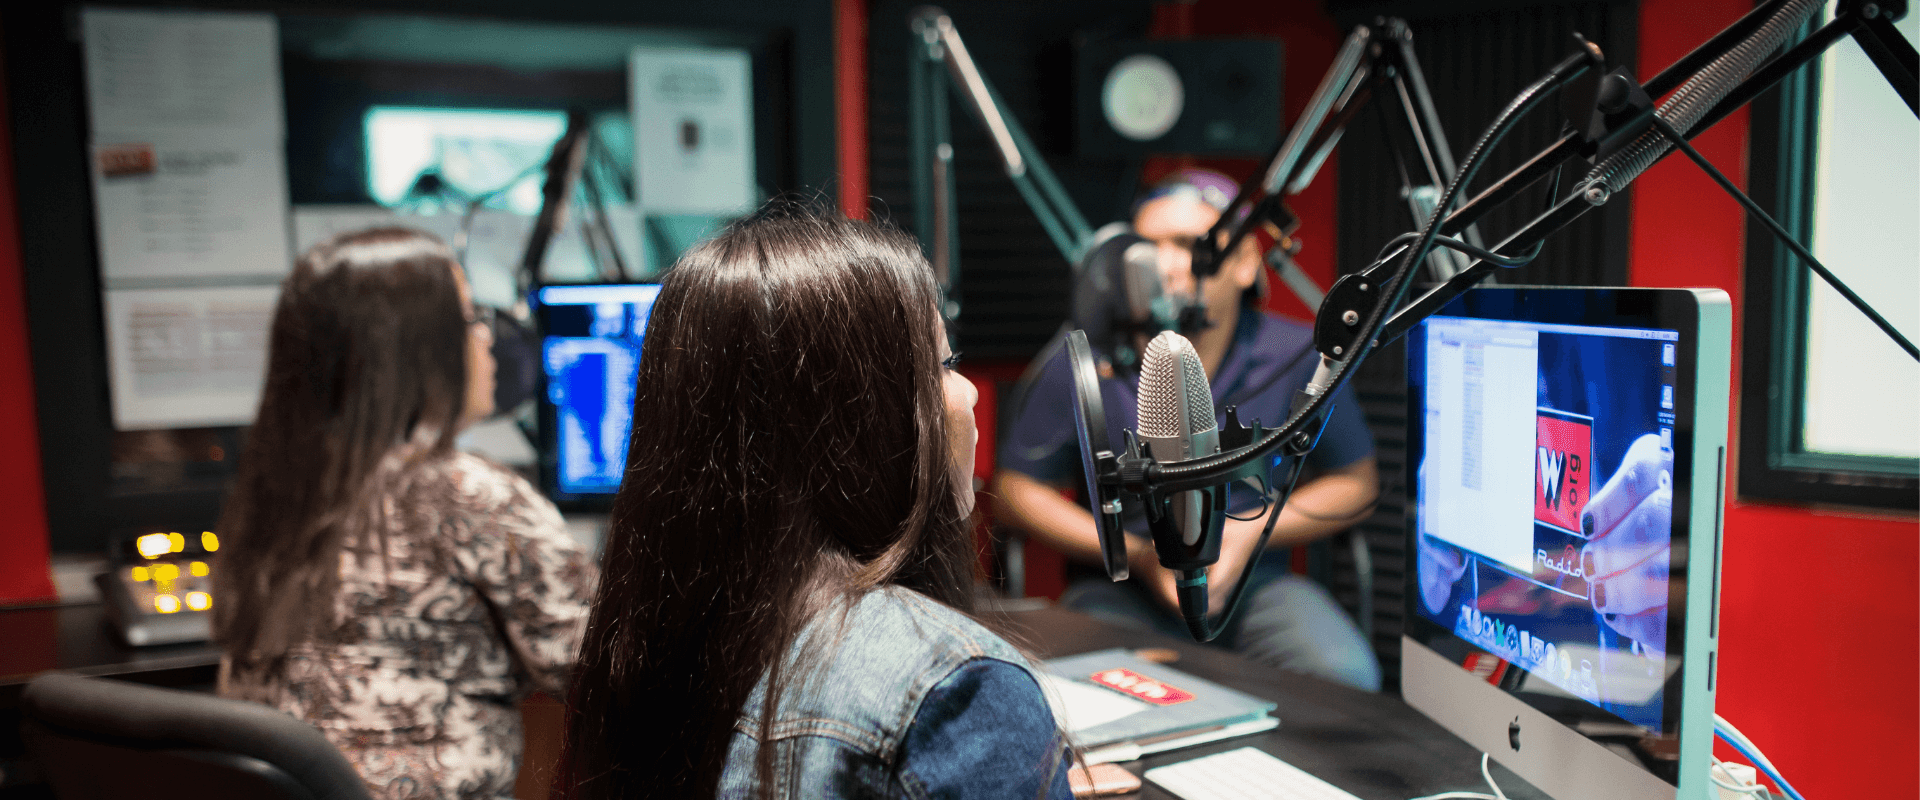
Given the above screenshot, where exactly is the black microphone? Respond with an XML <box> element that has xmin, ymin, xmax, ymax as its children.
<box><xmin>1135</xmin><ymin>331</ymin><xmax>1227</xmax><ymax>624</ymax></box>
<box><xmin>1071</xmin><ymin>231</ymin><xmax>1209</xmax><ymax>374</ymax></box>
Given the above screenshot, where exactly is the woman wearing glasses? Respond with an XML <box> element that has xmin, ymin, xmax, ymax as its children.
<box><xmin>214</xmin><ymin>228</ymin><xmax>595</xmax><ymax>800</ymax></box>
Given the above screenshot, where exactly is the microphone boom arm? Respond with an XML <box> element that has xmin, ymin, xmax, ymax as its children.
<box><xmin>1193</xmin><ymin>19</ymin><xmax>1490</xmax><ymax>286</ymax></box>
<box><xmin>909</xmin><ymin>7</ymin><xmax>1099</xmax><ymax>326</ymax></box>
<box><xmin>1100</xmin><ymin>0</ymin><xmax>1917</xmax><ymax>507</ymax></box>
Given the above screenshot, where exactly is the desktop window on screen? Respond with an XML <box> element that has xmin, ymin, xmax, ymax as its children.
<box><xmin>1414</xmin><ymin>316</ymin><xmax>1680</xmax><ymax>732</ymax></box>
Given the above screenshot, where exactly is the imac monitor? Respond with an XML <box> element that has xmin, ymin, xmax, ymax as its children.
<box><xmin>536</xmin><ymin>283</ymin><xmax>661</xmax><ymax>508</ymax></box>
<box><xmin>1403</xmin><ymin>287</ymin><xmax>1729</xmax><ymax>800</ymax></box>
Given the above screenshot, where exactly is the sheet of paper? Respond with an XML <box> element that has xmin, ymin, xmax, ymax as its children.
<box><xmin>292</xmin><ymin>204</ymin><xmax>422</xmax><ymax>253</ymax></box>
<box><xmin>1037</xmin><ymin>673</ymin><xmax>1151</xmax><ymax>733</ymax></box>
<box><xmin>82</xmin><ymin>9</ymin><xmax>283</xmax><ymax>143</ymax></box>
<box><xmin>91</xmin><ymin>138</ymin><xmax>292</xmax><ymax>282</ymax></box>
<box><xmin>459</xmin><ymin>208</ymin><xmax>649</xmax><ymax>305</ymax></box>
<box><xmin>104</xmin><ymin>286</ymin><xmax>279</xmax><ymax>430</ymax></box>
<box><xmin>630</xmin><ymin>47</ymin><xmax>757</xmax><ymax>215</ymax></box>
<box><xmin>599</xmin><ymin>204</ymin><xmax>650</xmax><ymax>279</ymax></box>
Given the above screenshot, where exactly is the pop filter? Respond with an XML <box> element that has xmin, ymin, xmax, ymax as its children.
<box><xmin>1066</xmin><ymin>329</ymin><xmax>1129</xmax><ymax>581</ymax></box>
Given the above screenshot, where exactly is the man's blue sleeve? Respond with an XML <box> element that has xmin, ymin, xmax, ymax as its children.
<box><xmin>899</xmin><ymin>659</ymin><xmax>1072</xmax><ymax>799</ymax></box>
<box><xmin>997</xmin><ymin>347</ymin><xmax>1080</xmax><ymax>484</ymax></box>
<box><xmin>1306</xmin><ymin>379</ymin><xmax>1376</xmax><ymax>471</ymax></box>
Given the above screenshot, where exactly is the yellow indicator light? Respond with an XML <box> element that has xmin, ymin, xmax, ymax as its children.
<box><xmin>201</xmin><ymin>531</ymin><xmax>220</xmax><ymax>552</ymax></box>
<box><xmin>136</xmin><ymin>533</ymin><xmax>171</xmax><ymax>559</ymax></box>
<box><xmin>153</xmin><ymin>594</ymin><xmax>181</xmax><ymax>614</ymax></box>
<box><xmin>153</xmin><ymin>563</ymin><xmax>180</xmax><ymax>581</ymax></box>
<box><xmin>184</xmin><ymin>591</ymin><xmax>212</xmax><ymax>611</ymax></box>
<box><xmin>168</xmin><ymin>532</ymin><xmax>186</xmax><ymax>553</ymax></box>
<box><xmin>130</xmin><ymin>566</ymin><xmax>149</xmax><ymax>583</ymax></box>
<box><xmin>189</xmin><ymin>561</ymin><xmax>209</xmax><ymax>577</ymax></box>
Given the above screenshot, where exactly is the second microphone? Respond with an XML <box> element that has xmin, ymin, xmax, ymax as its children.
<box><xmin>1135</xmin><ymin>330</ymin><xmax>1228</xmax><ymax>620</ymax></box>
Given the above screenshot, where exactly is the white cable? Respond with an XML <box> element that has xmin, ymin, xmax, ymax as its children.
<box><xmin>1714</xmin><ymin>715</ymin><xmax>1784</xmax><ymax>789</ymax></box>
<box><xmin>1479</xmin><ymin>753</ymin><xmax>1509</xmax><ymax>800</ymax></box>
<box><xmin>1407</xmin><ymin>754</ymin><xmax>1509</xmax><ymax>800</ymax></box>
<box><xmin>1716</xmin><ymin>714</ymin><xmax>1805</xmax><ymax>800</ymax></box>
<box><xmin>1713</xmin><ymin>715</ymin><xmax>1773</xmax><ymax>766</ymax></box>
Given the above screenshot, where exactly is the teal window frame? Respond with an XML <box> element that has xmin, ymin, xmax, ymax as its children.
<box><xmin>1737</xmin><ymin>18</ymin><xmax>1917</xmax><ymax>510</ymax></box>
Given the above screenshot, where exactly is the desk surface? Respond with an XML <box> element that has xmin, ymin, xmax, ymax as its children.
<box><xmin>1001</xmin><ymin>604</ymin><xmax>1548</xmax><ymax>800</ymax></box>
<box><xmin>0</xmin><ymin>603</ymin><xmax>220</xmax><ymax>701</ymax></box>
<box><xmin>0</xmin><ymin>600</ymin><xmax>1549</xmax><ymax>799</ymax></box>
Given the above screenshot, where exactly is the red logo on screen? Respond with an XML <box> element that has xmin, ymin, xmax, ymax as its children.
<box><xmin>1090</xmin><ymin>668</ymin><xmax>1196</xmax><ymax>706</ymax></box>
<box><xmin>96</xmin><ymin>143</ymin><xmax>156</xmax><ymax>178</ymax></box>
<box><xmin>1535</xmin><ymin>411</ymin><xmax>1592</xmax><ymax>532</ymax></box>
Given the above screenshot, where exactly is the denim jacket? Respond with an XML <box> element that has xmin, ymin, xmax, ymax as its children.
<box><xmin>718</xmin><ymin>586</ymin><xmax>1072</xmax><ymax>799</ymax></box>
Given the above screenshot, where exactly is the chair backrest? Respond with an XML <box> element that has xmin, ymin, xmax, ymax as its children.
<box><xmin>20</xmin><ymin>673</ymin><xmax>373</xmax><ymax>800</ymax></box>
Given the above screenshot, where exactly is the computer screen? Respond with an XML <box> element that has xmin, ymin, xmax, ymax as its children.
<box><xmin>536</xmin><ymin>283</ymin><xmax>660</xmax><ymax>504</ymax></box>
<box><xmin>1402</xmin><ymin>287</ymin><xmax>1728</xmax><ymax>800</ymax></box>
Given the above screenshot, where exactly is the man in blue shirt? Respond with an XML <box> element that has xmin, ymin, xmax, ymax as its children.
<box><xmin>994</xmin><ymin>169</ymin><xmax>1383</xmax><ymax>691</ymax></box>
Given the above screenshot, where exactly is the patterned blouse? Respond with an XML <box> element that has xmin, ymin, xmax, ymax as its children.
<box><xmin>221</xmin><ymin>450</ymin><xmax>597</xmax><ymax>800</ymax></box>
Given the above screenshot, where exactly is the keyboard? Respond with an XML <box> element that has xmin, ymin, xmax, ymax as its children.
<box><xmin>1144</xmin><ymin>746</ymin><xmax>1364</xmax><ymax>800</ymax></box>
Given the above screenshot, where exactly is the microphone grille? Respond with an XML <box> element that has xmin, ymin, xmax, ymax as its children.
<box><xmin>1137</xmin><ymin>331</ymin><xmax>1216</xmax><ymax>438</ymax></box>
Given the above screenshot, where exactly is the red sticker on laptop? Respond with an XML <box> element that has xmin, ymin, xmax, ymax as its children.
<box><xmin>1090</xmin><ymin>668</ymin><xmax>1195</xmax><ymax>706</ymax></box>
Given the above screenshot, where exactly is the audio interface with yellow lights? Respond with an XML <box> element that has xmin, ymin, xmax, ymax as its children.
<box><xmin>97</xmin><ymin>530</ymin><xmax>221</xmax><ymax>646</ymax></box>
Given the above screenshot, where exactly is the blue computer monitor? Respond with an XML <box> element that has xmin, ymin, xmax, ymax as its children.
<box><xmin>536</xmin><ymin>283</ymin><xmax>661</xmax><ymax>506</ymax></box>
<box><xmin>1402</xmin><ymin>287</ymin><xmax>1730</xmax><ymax>800</ymax></box>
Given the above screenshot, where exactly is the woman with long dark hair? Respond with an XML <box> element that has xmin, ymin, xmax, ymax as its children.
<box><xmin>215</xmin><ymin>228</ymin><xmax>596</xmax><ymax>799</ymax></box>
<box><xmin>556</xmin><ymin>209</ymin><xmax>1071</xmax><ymax>799</ymax></box>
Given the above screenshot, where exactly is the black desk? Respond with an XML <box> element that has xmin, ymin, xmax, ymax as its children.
<box><xmin>0</xmin><ymin>601</ymin><xmax>1549</xmax><ymax>799</ymax></box>
<box><xmin>1002</xmin><ymin>604</ymin><xmax>1549</xmax><ymax>800</ymax></box>
<box><xmin>0</xmin><ymin>603</ymin><xmax>220</xmax><ymax>703</ymax></box>
<box><xmin>0</xmin><ymin>603</ymin><xmax>222</xmax><ymax>796</ymax></box>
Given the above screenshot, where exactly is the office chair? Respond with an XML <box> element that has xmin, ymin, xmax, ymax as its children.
<box><xmin>20</xmin><ymin>672</ymin><xmax>373</xmax><ymax>800</ymax></box>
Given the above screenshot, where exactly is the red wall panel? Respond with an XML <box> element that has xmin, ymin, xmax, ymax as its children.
<box><xmin>836</xmin><ymin>0</ymin><xmax>870</xmax><ymax>220</ymax></box>
<box><xmin>0</xmin><ymin>48</ymin><xmax>58</xmax><ymax>606</ymax></box>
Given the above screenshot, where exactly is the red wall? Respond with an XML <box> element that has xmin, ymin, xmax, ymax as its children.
<box><xmin>1631</xmin><ymin>2</ymin><xmax>1919</xmax><ymax>797</ymax></box>
<box><xmin>0</xmin><ymin>49</ymin><xmax>59</xmax><ymax>606</ymax></box>
<box><xmin>836</xmin><ymin>0</ymin><xmax>869</xmax><ymax>219</ymax></box>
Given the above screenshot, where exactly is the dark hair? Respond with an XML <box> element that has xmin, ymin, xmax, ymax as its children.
<box><xmin>213</xmin><ymin>227</ymin><xmax>470</xmax><ymax>665</ymax></box>
<box><xmin>555</xmin><ymin>208</ymin><xmax>977</xmax><ymax>799</ymax></box>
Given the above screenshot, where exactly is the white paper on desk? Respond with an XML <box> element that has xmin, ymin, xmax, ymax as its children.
<box><xmin>629</xmin><ymin>48</ymin><xmax>757</xmax><ymax>215</ymax></box>
<box><xmin>82</xmin><ymin>9</ymin><xmax>283</xmax><ymax>143</ymax></box>
<box><xmin>1037</xmin><ymin>672</ymin><xmax>1151</xmax><ymax>733</ymax></box>
<box><xmin>90</xmin><ymin>137</ymin><xmax>291</xmax><ymax>282</ymax></box>
<box><xmin>104</xmin><ymin>286</ymin><xmax>277</xmax><ymax>430</ymax></box>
